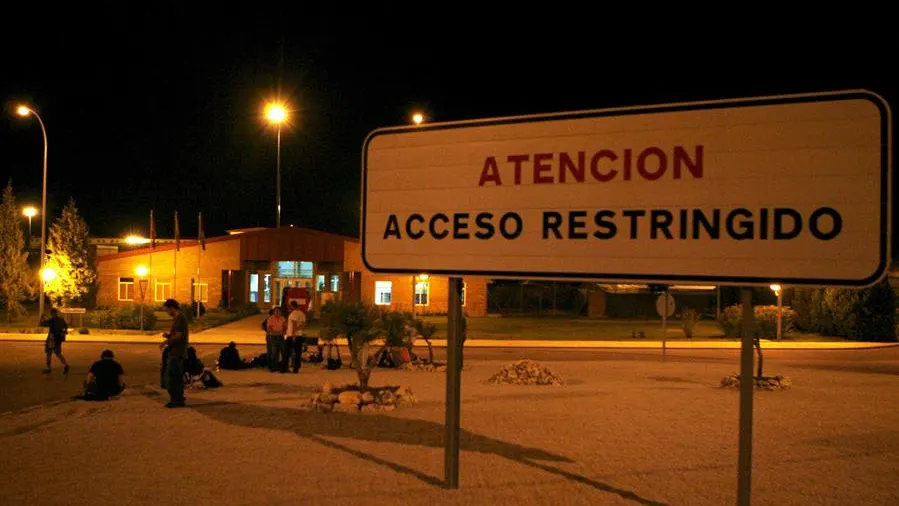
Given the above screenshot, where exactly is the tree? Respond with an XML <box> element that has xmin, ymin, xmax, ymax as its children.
<box><xmin>319</xmin><ymin>300</ymin><xmax>385</xmax><ymax>390</ymax></box>
<box><xmin>412</xmin><ymin>318</ymin><xmax>438</xmax><ymax>364</ymax></box>
<box><xmin>0</xmin><ymin>181</ymin><xmax>35</xmax><ymax>322</ymax></box>
<box><xmin>44</xmin><ymin>198</ymin><xmax>97</xmax><ymax>306</ymax></box>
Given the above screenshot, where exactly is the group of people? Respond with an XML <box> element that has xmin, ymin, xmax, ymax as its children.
<box><xmin>41</xmin><ymin>307</ymin><xmax>126</xmax><ymax>401</ymax></box>
<box><xmin>263</xmin><ymin>300</ymin><xmax>308</xmax><ymax>373</ymax></box>
<box><xmin>41</xmin><ymin>298</ymin><xmax>303</xmax><ymax>407</ymax></box>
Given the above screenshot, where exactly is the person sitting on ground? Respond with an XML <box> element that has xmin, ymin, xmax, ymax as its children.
<box><xmin>185</xmin><ymin>346</ymin><xmax>223</xmax><ymax>388</ymax></box>
<box><xmin>217</xmin><ymin>341</ymin><xmax>252</xmax><ymax>370</ymax></box>
<box><xmin>81</xmin><ymin>349</ymin><xmax>125</xmax><ymax>401</ymax></box>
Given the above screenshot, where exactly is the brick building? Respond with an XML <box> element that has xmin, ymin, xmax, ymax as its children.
<box><xmin>342</xmin><ymin>241</ymin><xmax>488</xmax><ymax>317</ymax></box>
<box><xmin>95</xmin><ymin>227</ymin><xmax>488</xmax><ymax>317</ymax></box>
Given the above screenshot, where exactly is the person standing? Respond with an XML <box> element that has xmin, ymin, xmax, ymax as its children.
<box><xmin>265</xmin><ymin>307</ymin><xmax>287</xmax><ymax>373</ymax></box>
<box><xmin>43</xmin><ymin>308</ymin><xmax>70</xmax><ymax>374</ymax></box>
<box><xmin>285</xmin><ymin>300</ymin><xmax>307</xmax><ymax>373</ymax></box>
<box><xmin>262</xmin><ymin>308</ymin><xmax>276</xmax><ymax>371</ymax></box>
<box><xmin>161</xmin><ymin>299</ymin><xmax>189</xmax><ymax>408</ymax></box>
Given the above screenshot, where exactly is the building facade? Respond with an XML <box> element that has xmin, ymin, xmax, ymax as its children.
<box><xmin>95</xmin><ymin>227</ymin><xmax>488</xmax><ymax>317</ymax></box>
<box><xmin>342</xmin><ymin>241</ymin><xmax>488</xmax><ymax>317</ymax></box>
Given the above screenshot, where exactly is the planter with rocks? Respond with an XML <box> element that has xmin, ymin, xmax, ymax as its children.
<box><xmin>310</xmin><ymin>382</ymin><xmax>417</xmax><ymax>413</ymax></box>
<box><xmin>720</xmin><ymin>375</ymin><xmax>792</xmax><ymax>391</ymax></box>
<box><xmin>488</xmin><ymin>359</ymin><xmax>565</xmax><ymax>386</ymax></box>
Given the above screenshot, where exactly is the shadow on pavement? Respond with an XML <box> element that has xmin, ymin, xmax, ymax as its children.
<box><xmin>190</xmin><ymin>401</ymin><xmax>668</xmax><ymax>505</ymax></box>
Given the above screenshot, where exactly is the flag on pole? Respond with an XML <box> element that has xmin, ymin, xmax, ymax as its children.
<box><xmin>198</xmin><ymin>211</ymin><xmax>206</xmax><ymax>251</ymax></box>
<box><xmin>149</xmin><ymin>210</ymin><xmax>156</xmax><ymax>249</ymax></box>
<box><xmin>174</xmin><ymin>211</ymin><xmax>181</xmax><ymax>251</ymax></box>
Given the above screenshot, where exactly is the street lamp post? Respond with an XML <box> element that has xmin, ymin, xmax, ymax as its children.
<box><xmin>770</xmin><ymin>284</ymin><xmax>783</xmax><ymax>340</ymax></box>
<box><xmin>16</xmin><ymin>105</ymin><xmax>49</xmax><ymax>318</ymax></box>
<box><xmin>264</xmin><ymin>103</ymin><xmax>288</xmax><ymax>229</ymax></box>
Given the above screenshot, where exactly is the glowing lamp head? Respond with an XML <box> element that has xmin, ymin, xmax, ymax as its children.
<box><xmin>40</xmin><ymin>268</ymin><xmax>56</xmax><ymax>283</ymax></box>
<box><xmin>412</xmin><ymin>112</ymin><xmax>424</xmax><ymax>125</ymax></box>
<box><xmin>23</xmin><ymin>206</ymin><xmax>37</xmax><ymax>218</ymax></box>
<box><xmin>124</xmin><ymin>235</ymin><xmax>150</xmax><ymax>245</ymax></box>
<box><xmin>16</xmin><ymin>105</ymin><xmax>31</xmax><ymax>117</ymax></box>
<box><xmin>136</xmin><ymin>265</ymin><xmax>149</xmax><ymax>277</ymax></box>
<box><xmin>418</xmin><ymin>273</ymin><xmax>429</xmax><ymax>281</ymax></box>
<box><xmin>265</xmin><ymin>103</ymin><xmax>288</xmax><ymax>124</ymax></box>
<box><xmin>770</xmin><ymin>284</ymin><xmax>782</xmax><ymax>294</ymax></box>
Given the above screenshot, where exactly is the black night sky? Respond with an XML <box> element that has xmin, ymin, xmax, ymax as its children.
<box><xmin>2</xmin><ymin>5</ymin><xmax>896</xmax><ymax>252</ymax></box>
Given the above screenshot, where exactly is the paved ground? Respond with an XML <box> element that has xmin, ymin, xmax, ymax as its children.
<box><xmin>3</xmin><ymin>313</ymin><xmax>894</xmax><ymax>349</ymax></box>
<box><xmin>1</xmin><ymin>344</ymin><xmax>897</xmax><ymax>505</ymax></box>
<box><xmin>3</xmin><ymin>341</ymin><xmax>898</xmax><ymax>413</ymax></box>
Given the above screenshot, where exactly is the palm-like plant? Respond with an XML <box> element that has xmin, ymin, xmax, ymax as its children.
<box><xmin>412</xmin><ymin>318</ymin><xmax>438</xmax><ymax>364</ymax></box>
<box><xmin>319</xmin><ymin>300</ymin><xmax>384</xmax><ymax>390</ymax></box>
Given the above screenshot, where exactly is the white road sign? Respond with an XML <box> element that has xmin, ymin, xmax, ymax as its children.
<box><xmin>656</xmin><ymin>293</ymin><xmax>676</xmax><ymax>318</ymax></box>
<box><xmin>362</xmin><ymin>91</ymin><xmax>891</xmax><ymax>287</ymax></box>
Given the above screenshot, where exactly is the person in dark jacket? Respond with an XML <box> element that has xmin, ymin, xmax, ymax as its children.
<box><xmin>81</xmin><ymin>349</ymin><xmax>125</xmax><ymax>400</ymax></box>
<box><xmin>217</xmin><ymin>342</ymin><xmax>252</xmax><ymax>370</ymax></box>
<box><xmin>184</xmin><ymin>347</ymin><xmax>222</xmax><ymax>388</ymax></box>
<box><xmin>43</xmin><ymin>308</ymin><xmax>70</xmax><ymax>374</ymax></box>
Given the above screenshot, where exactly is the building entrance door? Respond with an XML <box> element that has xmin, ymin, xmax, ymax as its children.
<box><xmin>273</xmin><ymin>277</ymin><xmax>312</xmax><ymax>307</ymax></box>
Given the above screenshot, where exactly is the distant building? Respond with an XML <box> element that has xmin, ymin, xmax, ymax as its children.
<box><xmin>94</xmin><ymin>227</ymin><xmax>488</xmax><ymax>317</ymax></box>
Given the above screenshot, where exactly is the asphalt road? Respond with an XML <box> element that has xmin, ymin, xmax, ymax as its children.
<box><xmin>0</xmin><ymin>341</ymin><xmax>896</xmax><ymax>413</ymax></box>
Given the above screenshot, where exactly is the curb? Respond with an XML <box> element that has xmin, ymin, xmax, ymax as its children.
<box><xmin>0</xmin><ymin>333</ymin><xmax>895</xmax><ymax>350</ymax></box>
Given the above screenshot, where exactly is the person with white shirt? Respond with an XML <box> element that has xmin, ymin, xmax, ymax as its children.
<box><xmin>284</xmin><ymin>301</ymin><xmax>307</xmax><ymax>373</ymax></box>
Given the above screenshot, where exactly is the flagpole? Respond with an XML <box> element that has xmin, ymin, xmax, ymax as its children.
<box><xmin>197</xmin><ymin>211</ymin><xmax>204</xmax><ymax>319</ymax></box>
<box><xmin>173</xmin><ymin>211</ymin><xmax>179</xmax><ymax>302</ymax></box>
<box><xmin>149</xmin><ymin>210</ymin><xmax>154</xmax><ymax>305</ymax></box>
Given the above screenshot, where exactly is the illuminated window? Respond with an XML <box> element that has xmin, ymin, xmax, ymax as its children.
<box><xmin>249</xmin><ymin>274</ymin><xmax>259</xmax><ymax>303</ymax></box>
<box><xmin>299</xmin><ymin>261</ymin><xmax>314</xmax><ymax>278</ymax></box>
<box><xmin>192</xmin><ymin>283</ymin><xmax>209</xmax><ymax>303</ymax></box>
<box><xmin>329</xmin><ymin>274</ymin><xmax>340</xmax><ymax>292</ymax></box>
<box><xmin>155</xmin><ymin>281</ymin><xmax>172</xmax><ymax>301</ymax></box>
<box><xmin>118</xmin><ymin>277</ymin><xmax>135</xmax><ymax>301</ymax></box>
<box><xmin>263</xmin><ymin>274</ymin><xmax>271</xmax><ymax>303</ymax></box>
<box><xmin>316</xmin><ymin>274</ymin><xmax>326</xmax><ymax>291</ymax></box>
<box><xmin>415</xmin><ymin>281</ymin><xmax>429</xmax><ymax>306</ymax></box>
<box><xmin>375</xmin><ymin>281</ymin><xmax>392</xmax><ymax>305</ymax></box>
<box><xmin>462</xmin><ymin>282</ymin><xmax>467</xmax><ymax>307</ymax></box>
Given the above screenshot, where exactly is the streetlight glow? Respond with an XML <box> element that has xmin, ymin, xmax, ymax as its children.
<box><xmin>136</xmin><ymin>265</ymin><xmax>149</xmax><ymax>277</ymax></box>
<box><xmin>23</xmin><ymin>206</ymin><xmax>37</xmax><ymax>218</ymax></box>
<box><xmin>124</xmin><ymin>235</ymin><xmax>151</xmax><ymax>245</ymax></box>
<box><xmin>16</xmin><ymin>105</ymin><xmax>30</xmax><ymax>116</ymax></box>
<box><xmin>265</xmin><ymin>103</ymin><xmax>288</xmax><ymax>124</ymax></box>
<box><xmin>769</xmin><ymin>284</ymin><xmax>782</xmax><ymax>294</ymax></box>
<box><xmin>40</xmin><ymin>267</ymin><xmax>56</xmax><ymax>283</ymax></box>
<box><xmin>412</xmin><ymin>112</ymin><xmax>424</xmax><ymax>125</ymax></box>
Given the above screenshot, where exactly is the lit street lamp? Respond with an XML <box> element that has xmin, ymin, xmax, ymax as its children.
<box><xmin>770</xmin><ymin>284</ymin><xmax>783</xmax><ymax>340</ymax></box>
<box><xmin>22</xmin><ymin>206</ymin><xmax>37</xmax><ymax>249</ymax></box>
<box><xmin>136</xmin><ymin>265</ymin><xmax>149</xmax><ymax>331</ymax></box>
<box><xmin>124</xmin><ymin>234</ymin><xmax>151</xmax><ymax>245</ymax></box>
<box><xmin>412</xmin><ymin>112</ymin><xmax>424</xmax><ymax>125</ymax></box>
<box><xmin>16</xmin><ymin>105</ymin><xmax>50</xmax><ymax>317</ymax></box>
<box><xmin>40</xmin><ymin>267</ymin><xmax>56</xmax><ymax>283</ymax></box>
<box><xmin>264</xmin><ymin>102</ymin><xmax>288</xmax><ymax>229</ymax></box>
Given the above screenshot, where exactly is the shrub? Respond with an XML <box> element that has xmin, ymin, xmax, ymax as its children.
<box><xmin>680</xmin><ymin>307</ymin><xmax>699</xmax><ymax>337</ymax></box>
<box><xmin>718</xmin><ymin>304</ymin><xmax>796</xmax><ymax>338</ymax></box>
<box><xmin>84</xmin><ymin>305</ymin><xmax>156</xmax><ymax>330</ymax></box>
<box><xmin>235</xmin><ymin>303</ymin><xmax>261</xmax><ymax>317</ymax></box>
<box><xmin>789</xmin><ymin>281</ymin><xmax>896</xmax><ymax>341</ymax></box>
<box><xmin>78</xmin><ymin>327</ymin><xmax>90</xmax><ymax>334</ymax></box>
